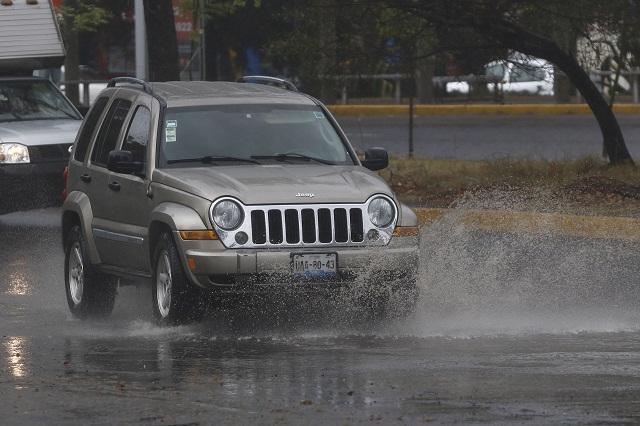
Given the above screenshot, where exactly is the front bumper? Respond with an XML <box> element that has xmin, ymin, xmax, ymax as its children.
<box><xmin>0</xmin><ymin>143</ymin><xmax>71</xmax><ymax>213</ymax></box>
<box><xmin>174</xmin><ymin>233</ymin><xmax>419</xmax><ymax>292</ymax></box>
<box><xmin>0</xmin><ymin>160</ymin><xmax>69</xmax><ymax>214</ymax></box>
<box><xmin>0</xmin><ymin>159</ymin><xmax>68</xmax><ymax>177</ymax></box>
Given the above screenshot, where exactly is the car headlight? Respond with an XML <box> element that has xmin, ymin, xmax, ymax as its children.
<box><xmin>0</xmin><ymin>143</ymin><xmax>30</xmax><ymax>164</ymax></box>
<box><xmin>212</xmin><ymin>200</ymin><xmax>244</xmax><ymax>230</ymax></box>
<box><xmin>368</xmin><ymin>197</ymin><xmax>395</xmax><ymax>228</ymax></box>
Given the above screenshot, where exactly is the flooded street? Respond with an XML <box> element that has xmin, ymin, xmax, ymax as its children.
<box><xmin>3</xmin><ymin>208</ymin><xmax>640</xmax><ymax>424</ymax></box>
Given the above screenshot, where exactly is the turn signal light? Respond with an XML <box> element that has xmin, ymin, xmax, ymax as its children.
<box><xmin>187</xmin><ymin>256</ymin><xmax>197</xmax><ymax>271</ymax></box>
<box><xmin>392</xmin><ymin>226</ymin><xmax>420</xmax><ymax>237</ymax></box>
<box><xmin>179</xmin><ymin>230</ymin><xmax>219</xmax><ymax>240</ymax></box>
<box><xmin>61</xmin><ymin>166</ymin><xmax>69</xmax><ymax>201</ymax></box>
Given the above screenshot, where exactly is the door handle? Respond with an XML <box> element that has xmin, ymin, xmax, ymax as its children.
<box><xmin>80</xmin><ymin>174</ymin><xmax>91</xmax><ymax>183</ymax></box>
<box><xmin>108</xmin><ymin>181</ymin><xmax>121</xmax><ymax>191</ymax></box>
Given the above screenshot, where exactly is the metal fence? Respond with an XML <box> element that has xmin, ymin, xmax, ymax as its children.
<box><xmin>59</xmin><ymin>70</ymin><xmax>640</xmax><ymax>107</ymax></box>
<box><xmin>330</xmin><ymin>71</ymin><xmax>640</xmax><ymax>104</ymax></box>
<box><xmin>57</xmin><ymin>80</ymin><xmax>108</xmax><ymax>107</ymax></box>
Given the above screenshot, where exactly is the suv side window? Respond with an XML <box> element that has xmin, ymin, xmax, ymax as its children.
<box><xmin>91</xmin><ymin>98</ymin><xmax>132</xmax><ymax>167</ymax></box>
<box><xmin>74</xmin><ymin>96</ymin><xmax>108</xmax><ymax>162</ymax></box>
<box><xmin>122</xmin><ymin>106</ymin><xmax>150</xmax><ymax>163</ymax></box>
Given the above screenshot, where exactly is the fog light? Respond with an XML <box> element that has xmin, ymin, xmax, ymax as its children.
<box><xmin>367</xmin><ymin>229</ymin><xmax>379</xmax><ymax>241</ymax></box>
<box><xmin>235</xmin><ymin>231</ymin><xmax>248</xmax><ymax>245</ymax></box>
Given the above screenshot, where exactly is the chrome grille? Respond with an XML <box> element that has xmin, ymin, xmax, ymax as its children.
<box><xmin>250</xmin><ymin>206</ymin><xmax>365</xmax><ymax>246</ymax></box>
<box><xmin>210</xmin><ymin>197</ymin><xmax>397</xmax><ymax>249</ymax></box>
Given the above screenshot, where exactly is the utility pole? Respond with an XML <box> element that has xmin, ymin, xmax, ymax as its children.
<box><xmin>134</xmin><ymin>0</ymin><xmax>147</xmax><ymax>80</ymax></box>
<box><xmin>409</xmin><ymin>96</ymin><xmax>414</xmax><ymax>157</ymax></box>
<box><xmin>200</xmin><ymin>0</ymin><xmax>206</xmax><ymax>80</ymax></box>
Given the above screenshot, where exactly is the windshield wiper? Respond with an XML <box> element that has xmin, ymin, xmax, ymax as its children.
<box><xmin>1</xmin><ymin>112</ymin><xmax>23</xmax><ymax>121</ymax></box>
<box><xmin>167</xmin><ymin>155</ymin><xmax>261</xmax><ymax>165</ymax></box>
<box><xmin>251</xmin><ymin>153</ymin><xmax>336</xmax><ymax>165</ymax></box>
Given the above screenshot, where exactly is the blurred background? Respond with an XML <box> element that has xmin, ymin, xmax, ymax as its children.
<box><xmin>38</xmin><ymin>0</ymin><xmax>640</xmax><ymax>109</ymax></box>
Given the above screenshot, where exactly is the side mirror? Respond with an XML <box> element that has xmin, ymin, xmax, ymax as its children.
<box><xmin>361</xmin><ymin>147</ymin><xmax>389</xmax><ymax>171</ymax></box>
<box><xmin>107</xmin><ymin>150</ymin><xmax>144</xmax><ymax>175</ymax></box>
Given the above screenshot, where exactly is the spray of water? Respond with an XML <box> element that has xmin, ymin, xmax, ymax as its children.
<box><xmin>8</xmin><ymin>193</ymin><xmax>638</xmax><ymax>341</ymax></box>
<box><xmin>388</xmin><ymin>188</ymin><xmax>640</xmax><ymax>338</ymax></box>
<box><xmin>74</xmin><ymin>188</ymin><xmax>640</xmax><ymax>340</ymax></box>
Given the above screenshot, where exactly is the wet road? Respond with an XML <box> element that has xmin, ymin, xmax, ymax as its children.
<box><xmin>337</xmin><ymin>114</ymin><xmax>640</xmax><ymax>160</ymax></box>
<box><xmin>3</xmin><ymin>208</ymin><xmax>640</xmax><ymax>424</ymax></box>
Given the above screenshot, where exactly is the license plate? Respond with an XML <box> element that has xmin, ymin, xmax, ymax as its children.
<box><xmin>292</xmin><ymin>253</ymin><xmax>337</xmax><ymax>280</ymax></box>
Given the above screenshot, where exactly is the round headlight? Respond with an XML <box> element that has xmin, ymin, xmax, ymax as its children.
<box><xmin>212</xmin><ymin>200</ymin><xmax>243</xmax><ymax>230</ymax></box>
<box><xmin>0</xmin><ymin>143</ymin><xmax>30</xmax><ymax>164</ymax></box>
<box><xmin>367</xmin><ymin>197</ymin><xmax>395</xmax><ymax>228</ymax></box>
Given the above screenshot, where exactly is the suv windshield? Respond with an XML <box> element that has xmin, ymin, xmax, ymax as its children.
<box><xmin>160</xmin><ymin>104</ymin><xmax>354</xmax><ymax>167</ymax></box>
<box><xmin>0</xmin><ymin>80</ymin><xmax>80</xmax><ymax>122</ymax></box>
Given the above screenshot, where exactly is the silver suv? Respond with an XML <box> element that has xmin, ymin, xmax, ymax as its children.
<box><xmin>0</xmin><ymin>77</ymin><xmax>82</xmax><ymax>213</ymax></box>
<box><xmin>62</xmin><ymin>77</ymin><xmax>420</xmax><ymax>324</ymax></box>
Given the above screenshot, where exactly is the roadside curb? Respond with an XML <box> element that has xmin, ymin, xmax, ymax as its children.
<box><xmin>414</xmin><ymin>208</ymin><xmax>640</xmax><ymax>241</ymax></box>
<box><xmin>329</xmin><ymin>104</ymin><xmax>640</xmax><ymax>116</ymax></box>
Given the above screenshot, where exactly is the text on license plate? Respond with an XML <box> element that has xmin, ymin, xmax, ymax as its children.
<box><xmin>292</xmin><ymin>253</ymin><xmax>337</xmax><ymax>279</ymax></box>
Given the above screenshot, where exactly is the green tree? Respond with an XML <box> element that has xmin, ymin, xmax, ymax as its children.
<box><xmin>58</xmin><ymin>0</ymin><xmax>109</xmax><ymax>105</ymax></box>
<box><xmin>264</xmin><ymin>0</ymin><xmax>635</xmax><ymax>164</ymax></box>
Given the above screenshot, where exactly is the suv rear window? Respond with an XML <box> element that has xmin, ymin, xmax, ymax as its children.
<box><xmin>122</xmin><ymin>106</ymin><xmax>150</xmax><ymax>163</ymax></box>
<box><xmin>91</xmin><ymin>98</ymin><xmax>132</xmax><ymax>167</ymax></box>
<box><xmin>74</xmin><ymin>96</ymin><xmax>108</xmax><ymax>162</ymax></box>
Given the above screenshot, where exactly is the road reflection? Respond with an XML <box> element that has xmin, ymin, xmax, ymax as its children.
<box><xmin>4</xmin><ymin>336</ymin><xmax>28</xmax><ymax>378</ymax></box>
<box><xmin>61</xmin><ymin>334</ymin><xmax>378</xmax><ymax>409</ymax></box>
<box><xmin>5</xmin><ymin>266</ymin><xmax>31</xmax><ymax>296</ymax></box>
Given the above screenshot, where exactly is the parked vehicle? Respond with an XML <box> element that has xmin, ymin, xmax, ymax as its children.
<box><xmin>0</xmin><ymin>78</ymin><xmax>82</xmax><ymax>212</ymax></box>
<box><xmin>446</xmin><ymin>57</ymin><xmax>554</xmax><ymax>96</ymax></box>
<box><xmin>62</xmin><ymin>77</ymin><xmax>420</xmax><ymax>324</ymax></box>
<box><xmin>0</xmin><ymin>0</ymin><xmax>82</xmax><ymax>212</ymax></box>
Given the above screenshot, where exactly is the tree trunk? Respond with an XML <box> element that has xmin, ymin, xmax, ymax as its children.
<box><xmin>62</xmin><ymin>0</ymin><xmax>79</xmax><ymax>106</ymax></box>
<box><xmin>415</xmin><ymin>38</ymin><xmax>435</xmax><ymax>103</ymax></box>
<box><xmin>480</xmin><ymin>20</ymin><xmax>634</xmax><ymax>165</ymax></box>
<box><xmin>143</xmin><ymin>0</ymin><xmax>179</xmax><ymax>81</ymax></box>
<box><xmin>552</xmin><ymin>52</ymin><xmax>632</xmax><ymax>164</ymax></box>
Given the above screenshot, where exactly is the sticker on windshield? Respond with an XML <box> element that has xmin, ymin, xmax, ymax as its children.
<box><xmin>314</xmin><ymin>111</ymin><xmax>325</xmax><ymax>119</ymax></box>
<box><xmin>165</xmin><ymin>120</ymin><xmax>177</xmax><ymax>143</ymax></box>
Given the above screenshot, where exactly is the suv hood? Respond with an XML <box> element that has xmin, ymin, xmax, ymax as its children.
<box><xmin>0</xmin><ymin>119</ymin><xmax>81</xmax><ymax>146</ymax></box>
<box><xmin>153</xmin><ymin>164</ymin><xmax>394</xmax><ymax>205</ymax></box>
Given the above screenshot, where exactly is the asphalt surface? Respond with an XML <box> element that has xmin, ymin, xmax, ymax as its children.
<box><xmin>337</xmin><ymin>114</ymin><xmax>640</xmax><ymax>160</ymax></box>
<box><xmin>3</xmin><ymin>207</ymin><xmax>640</xmax><ymax>424</ymax></box>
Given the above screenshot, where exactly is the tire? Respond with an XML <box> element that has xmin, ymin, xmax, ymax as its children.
<box><xmin>151</xmin><ymin>232</ymin><xmax>206</xmax><ymax>325</ymax></box>
<box><xmin>64</xmin><ymin>225</ymin><xmax>117</xmax><ymax>319</ymax></box>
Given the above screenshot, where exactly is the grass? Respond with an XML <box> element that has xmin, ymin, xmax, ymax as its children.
<box><xmin>381</xmin><ymin>156</ymin><xmax>640</xmax><ymax>214</ymax></box>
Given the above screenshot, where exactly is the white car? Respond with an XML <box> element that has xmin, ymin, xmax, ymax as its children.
<box><xmin>446</xmin><ymin>58</ymin><xmax>554</xmax><ymax>96</ymax></box>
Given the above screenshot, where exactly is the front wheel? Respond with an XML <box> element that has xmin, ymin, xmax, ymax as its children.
<box><xmin>64</xmin><ymin>225</ymin><xmax>117</xmax><ymax>319</ymax></box>
<box><xmin>151</xmin><ymin>232</ymin><xmax>206</xmax><ymax>325</ymax></box>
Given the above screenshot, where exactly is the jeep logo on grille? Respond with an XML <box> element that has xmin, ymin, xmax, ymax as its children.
<box><xmin>296</xmin><ymin>192</ymin><xmax>315</xmax><ymax>198</ymax></box>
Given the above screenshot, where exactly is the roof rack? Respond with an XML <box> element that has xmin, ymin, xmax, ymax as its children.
<box><xmin>107</xmin><ymin>77</ymin><xmax>153</xmax><ymax>94</ymax></box>
<box><xmin>238</xmin><ymin>75</ymin><xmax>298</xmax><ymax>92</ymax></box>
